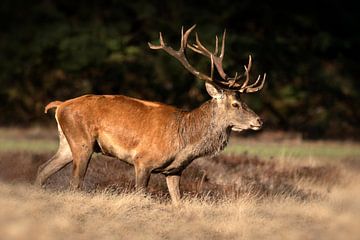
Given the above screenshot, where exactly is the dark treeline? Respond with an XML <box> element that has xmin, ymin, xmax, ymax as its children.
<box><xmin>0</xmin><ymin>0</ymin><xmax>359</xmax><ymax>139</ymax></box>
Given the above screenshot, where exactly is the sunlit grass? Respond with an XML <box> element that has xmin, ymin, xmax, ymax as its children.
<box><xmin>1</xmin><ymin>137</ymin><xmax>359</xmax><ymax>161</ymax></box>
<box><xmin>0</xmin><ymin>127</ymin><xmax>58</xmax><ymax>153</ymax></box>
<box><xmin>0</xmin><ymin>127</ymin><xmax>359</xmax><ymax>160</ymax></box>
<box><xmin>0</xmin><ymin>138</ymin><xmax>57</xmax><ymax>153</ymax></box>
<box><xmin>225</xmin><ymin>141</ymin><xmax>360</xmax><ymax>161</ymax></box>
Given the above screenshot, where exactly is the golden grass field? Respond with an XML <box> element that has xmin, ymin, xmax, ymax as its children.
<box><xmin>0</xmin><ymin>127</ymin><xmax>359</xmax><ymax>240</ymax></box>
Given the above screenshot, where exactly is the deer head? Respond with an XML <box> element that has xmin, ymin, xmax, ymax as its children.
<box><xmin>148</xmin><ymin>25</ymin><xmax>266</xmax><ymax>132</ymax></box>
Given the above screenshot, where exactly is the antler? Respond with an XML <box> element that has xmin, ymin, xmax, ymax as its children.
<box><xmin>148</xmin><ymin>25</ymin><xmax>266</xmax><ymax>93</ymax></box>
<box><xmin>188</xmin><ymin>30</ymin><xmax>266</xmax><ymax>92</ymax></box>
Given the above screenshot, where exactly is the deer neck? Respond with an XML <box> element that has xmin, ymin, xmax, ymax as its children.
<box><xmin>179</xmin><ymin>100</ymin><xmax>231</xmax><ymax>157</ymax></box>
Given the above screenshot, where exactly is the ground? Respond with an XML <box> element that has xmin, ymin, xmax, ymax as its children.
<box><xmin>0</xmin><ymin>127</ymin><xmax>359</xmax><ymax>239</ymax></box>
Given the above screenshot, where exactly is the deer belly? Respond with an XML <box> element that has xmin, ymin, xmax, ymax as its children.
<box><xmin>97</xmin><ymin>133</ymin><xmax>137</xmax><ymax>164</ymax></box>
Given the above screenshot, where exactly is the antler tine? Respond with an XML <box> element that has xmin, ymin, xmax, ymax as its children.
<box><xmin>240</xmin><ymin>55</ymin><xmax>252</xmax><ymax>88</ymax></box>
<box><xmin>180</xmin><ymin>26</ymin><xmax>184</xmax><ymax>50</ymax></box>
<box><xmin>180</xmin><ymin>25</ymin><xmax>196</xmax><ymax>52</ymax></box>
<box><xmin>210</xmin><ymin>55</ymin><xmax>214</xmax><ymax>80</ymax></box>
<box><xmin>193</xmin><ymin>32</ymin><xmax>213</xmax><ymax>57</ymax></box>
<box><xmin>228</xmin><ymin>72</ymin><xmax>238</xmax><ymax>87</ymax></box>
<box><xmin>159</xmin><ymin>32</ymin><xmax>165</xmax><ymax>46</ymax></box>
<box><xmin>148</xmin><ymin>32</ymin><xmax>164</xmax><ymax>49</ymax></box>
<box><xmin>214</xmin><ymin>35</ymin><xmax>219</xmax><ymax>56</ymax></box>
<box><xmin>247</xmin><ymin>54</ymin><xmax>252</xmax><ymax>72</ymax></box>
<box><xmin>219</xmin><ymin>29</ymin><xmax>226</xmax><ymax>59</ymax></box>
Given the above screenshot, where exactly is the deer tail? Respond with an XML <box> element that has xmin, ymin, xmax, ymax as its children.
<box><xmin>44</xmin><ymin>101</ymin><xmax>63</xmax><ymax>114</ymax></box>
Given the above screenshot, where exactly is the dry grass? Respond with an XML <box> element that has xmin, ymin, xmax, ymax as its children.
<box><xmin>0</xmin><ymin>178</ymin><xmax>359</xmax><ymax>240</ymax></box>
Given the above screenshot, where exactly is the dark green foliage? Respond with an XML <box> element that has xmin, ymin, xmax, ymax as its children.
<box><xmin>0</xmin><ymin>0</ymin><xmax>359</xmax><ymax>138</ymax></box>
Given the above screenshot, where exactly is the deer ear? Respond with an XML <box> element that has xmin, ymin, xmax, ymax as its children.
<box><xmin>205</xmin><ymin>82</ymin><xmax>223</xmax><ymax>99</ymax></box>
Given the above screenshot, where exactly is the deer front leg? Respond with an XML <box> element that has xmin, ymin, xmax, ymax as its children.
<box><xmin>166</xmin><ymin>174</ymin><xmax>181</xmax><ymax>205</ymax></box>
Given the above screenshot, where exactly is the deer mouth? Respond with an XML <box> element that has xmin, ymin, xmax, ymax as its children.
<box><xmin>250</xmin><ymin>125</ymin><xmax>261</xmax><ymax>130</ymax></box>
<box><xmin>232</xmin><ymin>124</ymin><xmax>261</xmax><ymax>132</ymax></box>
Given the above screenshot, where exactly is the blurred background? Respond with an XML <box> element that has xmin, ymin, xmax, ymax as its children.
<box><xmin>0</xmin><ymin>0</ymin><xmax>359</xmax><ymax>139</ymax></box>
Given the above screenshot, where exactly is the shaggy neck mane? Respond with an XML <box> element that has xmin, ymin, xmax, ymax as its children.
<box><xmin>178</xmin><ymin>100</ymin><xmax>231</xmax><ymax>157</ymax></box>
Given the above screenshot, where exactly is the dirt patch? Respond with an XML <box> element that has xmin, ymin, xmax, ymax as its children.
<box><xmin>0</xmin><ymin>152</ymin><xmax>342</xmax><ymax>201</ymax></box>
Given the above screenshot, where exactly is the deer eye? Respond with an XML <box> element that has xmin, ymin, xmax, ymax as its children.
<box><xmin>231</xmin><ymin>102</ymin><xmax>240</xmax><ymax>108</ymax></box>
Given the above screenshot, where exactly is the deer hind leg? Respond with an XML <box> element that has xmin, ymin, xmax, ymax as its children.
<box><xmin>66</xmin><ymin>132</ymin><xmax>94</xmax><ymax>190</ymax></box>
<box><xmin>67</xmin><ymin>139</ymin><xmax>94</xmax><ymax>190</ymax></box>
<box><xmin>134</xmin><ymin>162</ymin><xmax>151</xmax><ymax>192</ymax></box>
<box><xmin>35</xmin><ymin>125</ymin><xmax>72</xmax><ymax>186</ymax></box>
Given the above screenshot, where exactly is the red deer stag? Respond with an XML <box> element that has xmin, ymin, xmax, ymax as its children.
<box><xmin>35</xmin><ymin>25</ymin><xmax>266</xmax><ymax>204</ymax></box>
